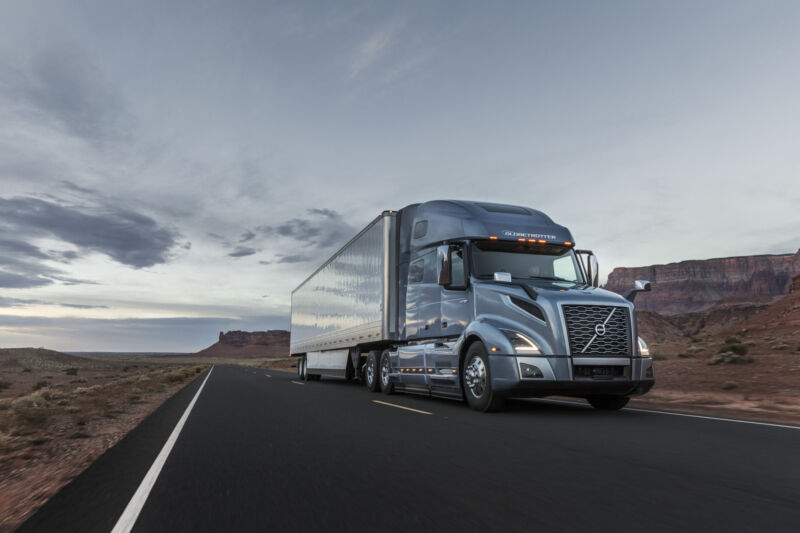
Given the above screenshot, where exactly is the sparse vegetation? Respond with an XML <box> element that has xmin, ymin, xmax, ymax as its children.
<box><xmin>677</xmin><ymin>353</ymin><xmax>694</xmax><ymax>358</ymax></box>
<box><xmin>721</xmin><ymin>381</ymin><xmax>739</xmax><ymax>390</ymax></box>
<box><xmin>65</xmin><ymin>368</ymin><xmax>79</xmax><ymax>376</ymax></box>
<box><xmin>708</xmin><ymin>352</ymin><xmax>754</xmax><ymax>365</ymax></box>
<box><xmin>22</xmin><ymin>367</ymin><xmax>31</xmax><ymax>373</ymax></box>
<box><xmin>0</xmin><ymin>380</ymin><xmax>11</xmax><ymax>391</ymax></box>
<box><xmin>718</xmin><ymin>343</ymin><xmax>749</xmax><ymax>356</ymax></box>
<box><xmin>32</xmin><ymin>380</ymin><xmax>50</xmax><ymax>391</ymax></box>
<box><xmin>724</xmin><ymin>336</ymin><xmax>741</xmax><ymax>344</ymax></box>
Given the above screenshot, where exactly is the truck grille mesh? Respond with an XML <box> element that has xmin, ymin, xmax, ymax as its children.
<box><xmin>562</xmin><ymin>305</ymin><xmax>632</xmax><ymax>356</ymax></box>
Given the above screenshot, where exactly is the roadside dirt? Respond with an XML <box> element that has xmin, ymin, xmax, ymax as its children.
<box><xmin>0</xmin><ymin>349</ymin><xmax>208</xmax><ymax>532</ymax></box>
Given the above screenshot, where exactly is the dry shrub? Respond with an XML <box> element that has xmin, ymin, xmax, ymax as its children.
<box><xmin>65</xmin><ymin>368</ymin><xmax>79</xmax><ymax>376</ymax></box>
<box><xmin>721</xmin><ymin>381</ymin><xmax>739</xmax><ymax>390</ymax></box>
<box><xmin>12</xmin><ymin>389</ymin><xmax>52</xmax><ymax>425</ymax></box>
<box><xmin>0</xmin><ymin>380</ymin><xmax>11</xmax><ymax>391</ymax></box>
<box><xmin>33</xmin><ymin>380</ymin><xmax>50</xmax><ymax>391</ymax></box>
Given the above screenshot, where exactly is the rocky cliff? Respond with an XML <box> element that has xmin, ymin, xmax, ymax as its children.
<box><xmin>606</xmin><ymin>250</ymin><xmax>800</xmax><ymax>314</ymax></box>
<box><xmin>195</xmin><ymin>330</ymin><xmax>290</xmax><ymax>358</ymax></box>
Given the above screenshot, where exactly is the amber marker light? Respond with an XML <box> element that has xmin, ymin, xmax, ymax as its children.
<box><xmin>489</xmin><ymin>235</ymin><xmax>498</xmax><ymax>240</ymax></box>
<box><xmin>517</xmin><ymin>238</ymin><xmax>526</xmax><ymax>242</ymax></box>
<box><xmin>491</xmin><ymin>347</ymin><xmax>499</xmax><ymax>352</ymax></box>
<box><xmin>564</xmin><ymin>241</ymin><xmax>573</xmax><ymax>246</ymax></box>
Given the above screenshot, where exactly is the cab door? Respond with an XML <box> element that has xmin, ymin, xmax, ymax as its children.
<box><xmin>404</xmin><ymin>248</ymin><xmax>440</xmax><ymax>339</ymax></box>
<box><xmin>434</xmin><ymin>244</ymin><xmax>472</xmax><ymax>377</ymax></box>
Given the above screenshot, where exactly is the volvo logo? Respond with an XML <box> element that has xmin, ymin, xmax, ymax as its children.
<box><xmin>594</xmin><ymin>323</ymin><xmax>607</xmax><ymax>336</ymax></box>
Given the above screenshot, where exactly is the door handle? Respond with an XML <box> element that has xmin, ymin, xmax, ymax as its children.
<box><xmin>442</xmin><ymin>321</ymin><xmax>448</xmax><ymax>329</ymax></box>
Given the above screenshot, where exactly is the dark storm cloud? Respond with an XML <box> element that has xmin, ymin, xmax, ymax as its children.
<box><xmin>228</xmin><ymin>246</ymin><xmax>258</xmax><ymax>258</ymax></box>
<box><xmin>11</xmin><ymin>46</ymin><xmax>133</xmax><ymax>143</ymax></box>
<box><xmin>259</xmin><ymin>209</ymin><xmax>356</xmax><ymax>247</ymax></box>
<box><xmin>0</xmin><ymin>196</ymin><xmax>179</xmax><ymax>268</ymax></box>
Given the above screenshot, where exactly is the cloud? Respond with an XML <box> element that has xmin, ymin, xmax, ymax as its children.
<box><xmin>275</xmin><ymin>254</ymin><xmax>312</xmax><ymax>264</ymax></box>
<box><xmin>0</xmin><ymin>270</ymin><xmax>53</xmax><ymax>289</ymax></box>
<box><xmin>0</xmin><ymin>297</ymin><xmax>106</xmax><ymax>309</ymax></box>
<box><xmin>258</xmin><ymin>208</ymin><xmax>357</xmax><ymax>248</ymax></box>
<box><xmin>349</xmin><ymin>25</ymin><xmax>398</xmax><ymax>78</ymax></box>
<box><xmin>239</xmin><ymin>230</ymin><xmax>256</xmax><ymax>242</ymax></box>
<box><xmin>0</xmin><ymin>296</ymin><xmax>42</xmax><ymax>308</ymax></box>
<box><xmin>228</xmin><ymin>246</ymin><xmax>258</xmax><ymax>258</ymax></box>
<box><xmin>0</xmin><ymin>195</ymin><xmax>180</xmax><ymax>268</ymax></box>
<box><xmin>10</xmin><ymin>46</ymin><xmax>133</xmax><ymax>144</ymax></box>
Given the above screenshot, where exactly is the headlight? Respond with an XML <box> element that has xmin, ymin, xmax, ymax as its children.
<box><xmin>637</xmin><ymin>336</ymin><xmax>650</xmax><ymax>357</ymax></box>
<box><xmin>500</xmin><ymin>329</ymin><xmax>542</xmax><ymax>355</ymax></box>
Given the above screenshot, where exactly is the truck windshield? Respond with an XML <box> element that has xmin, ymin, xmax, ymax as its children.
<box><xmin>471</xmin><ymin>240</ymin><xmax>585</xmax><ymax>283</ymax></box>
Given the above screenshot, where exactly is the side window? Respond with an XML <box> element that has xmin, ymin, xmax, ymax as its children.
<box><xmin>409</xmin><ymin>258</ymin><xmax>424</xmax><ymax>283</ymax></box>
<box><xmin>413</xmin><ymin>220</ymin><xmax>428</xmax><ymax>239</ymax></box>
<box><xmin>450</xmin><ymin>247</ymin><xmax>465</xmax><ymax>287</ymax></box>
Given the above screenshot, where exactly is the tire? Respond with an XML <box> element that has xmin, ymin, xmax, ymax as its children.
<box><xmin>587</xmin><ymin>396</ymin><xmax>630</xmax><ymax>410</ymax></box>
<box><xmin>379</xmin><ymin>350</ymin><xmax>395</xmax><ymax>395</ymax></box>
<box><xmin>300</xmin><ymin>358</ymin><xmax>308</xmax><ymax>381</ymax></box>
<box><xmin>365</xmin><ymin>351</ymin><xmax>381</xmax><ymax>392</ymax></box>
<box><xmin>297</xmin><ymin>357</ymin><xmax>304</xmax><ymax>379</ymax></box>
<box><xmin>461</xmin><ymin>342</ymin><xmax>506</xmax><ymax>412</ymax></box>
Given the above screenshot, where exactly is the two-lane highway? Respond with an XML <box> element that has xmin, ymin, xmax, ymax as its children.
<box><xmin>21</xmin><ymin>365</ymin><xmax>800</xmax><ymax>532</ymax></box>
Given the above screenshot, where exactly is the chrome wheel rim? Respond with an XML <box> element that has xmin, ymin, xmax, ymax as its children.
<box><xmin>380</xmin><ymin>356</ymin><xmax>390</xmax><ymax>388</ymax></box>
<box><xmin>366</xmin><ymin>358</ymin><xmax>376</xmax><ymax>385</ymax></box>
<box><xmin>464</xmin><ymin>355</ymin><xmax>487</xmax><ymax>398</ymax></box>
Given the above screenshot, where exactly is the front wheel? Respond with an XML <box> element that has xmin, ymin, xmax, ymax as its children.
<box><xmin>461</xmin><ymin>342</ymin><xmax>506</xmax><ymax>412</ymax></box>
<box><xmin>587</xmin><ymin>396</ymin><xmax>630</xmax><ymax>410</ymax></box>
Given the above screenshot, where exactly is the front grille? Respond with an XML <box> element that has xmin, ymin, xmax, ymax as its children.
<box><xmin>562</xmin><ymin>305</ymin><xmax>632</xmax><ymax>356</ymax></box>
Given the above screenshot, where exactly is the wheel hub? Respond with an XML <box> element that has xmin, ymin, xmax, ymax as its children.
<box><xmin>464</xmin><ymin>356</ymin><xmax>487</xmax><ymax>398</ymax></box>
<box><xmin>381</xmin><ymin>357</ymin><xmax>390</xmax><ymax>387</ymax></box>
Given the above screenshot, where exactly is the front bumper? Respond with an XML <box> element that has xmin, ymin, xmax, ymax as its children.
<box><xmin>489</xmin><ymin>354</ymin><xmax>655</xmax><ymax>399</ymax></box>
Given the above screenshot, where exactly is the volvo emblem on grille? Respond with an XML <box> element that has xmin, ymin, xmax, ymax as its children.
<box><xmin>594</xmin><ymin>323</ymin><xmax>607</xmax><ymax>336</ymax></box>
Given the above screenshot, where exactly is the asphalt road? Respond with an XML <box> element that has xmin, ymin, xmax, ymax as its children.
<box><xmin>20</xmin><ymin>365</ymin><xmax>800</xmax><ymax>532</ymax></box>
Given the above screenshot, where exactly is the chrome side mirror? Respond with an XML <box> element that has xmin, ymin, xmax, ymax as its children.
<box><xmin>625</xmin><ymin>279</ymin><xmax>652</xmax><ymax>302</ymax></box>
<box><xmin>436</xmin><ymin>245</ymin><xmax>451</xmax><ymax>285</ymax></box>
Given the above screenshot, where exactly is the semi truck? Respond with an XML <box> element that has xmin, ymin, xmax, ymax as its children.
<box><xmin>290</xmin><ymin>200</ymin><xmax>654</xmax><ymax>412</ymax></box>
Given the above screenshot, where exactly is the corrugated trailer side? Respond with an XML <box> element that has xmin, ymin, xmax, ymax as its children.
<box><xmin>290</xmin><ymin>211</ymin><xmax>398</xmax><ymax>375</ymax></box>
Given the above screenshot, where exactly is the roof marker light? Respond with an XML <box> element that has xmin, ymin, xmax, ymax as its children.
<box><xmin>564</xmin><ymin>241</ymin><xmax>572</xmax><ymax>246</ymax></box>
<box><xmin>517</xmin><ymin>238</ymin><xmax>526</xmax><ymax>242</ymax></box>
<box><xmin>538</xmin><ymin>239</ymin><xmax>546</xmax><ymax>244</ymax></box>
<box><xmin>489</xmin><ymin>236</ymin><xmax>498</xmax><ymax>240</ymax></box>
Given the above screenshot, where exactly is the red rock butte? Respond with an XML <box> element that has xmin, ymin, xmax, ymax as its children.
<box><xmin>604</xmin><ymin>250</ymin><xmax>800</xmax><ymax>315</ymax></box>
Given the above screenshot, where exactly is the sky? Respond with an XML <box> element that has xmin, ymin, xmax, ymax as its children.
<box><xmin>1</xmin><ymin>0</ymin><xmax>799</xmax><ymax>351</ymax></box>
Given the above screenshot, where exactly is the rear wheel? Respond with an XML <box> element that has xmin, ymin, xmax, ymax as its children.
<box><xmin>380</xmin><ymin>350</ymin><xmax>394</xmax><ymax>395</ymax></box>
<box><xmin>365</xmin><ymin>351</ymin><xmax>380</xmax><ymax>392</ymax></box>
<box><xmin>299</xmin><ymin>358</ymin><xmax>307</xmax><ymax>380</ymax></box>
<box><xmin>461</xmin><ymin>342</ymin><xmax>505</xmax><ymax>412</ymax></box>
<box><xmin>587</xmin><ymin>396</ymin><xmax>629</xmax><ymax>410</ymax></box>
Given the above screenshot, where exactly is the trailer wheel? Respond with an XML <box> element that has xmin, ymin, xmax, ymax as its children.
<box><xmin>299</xmin><ymin>358</ymin><xmax>307</xmax><ymax>380</ymax></box>
<box><xmin>462</xmin><ymin>342</ymin><xmax>505</xmax><ymax>412</ymax></box>
<box><xmin>365</xmin><ymin>351</ymin><xmax>381</xmax><ymax>392</ymax></box>
<box><xmin>379</xmin><ymin>350</ymin><xmax>394</xmax><ymax>395</ymax></box>
<box><xmin>586</xmin><ymin>396</ymin><xmax>629</xmax><ymax>410</ymax></box>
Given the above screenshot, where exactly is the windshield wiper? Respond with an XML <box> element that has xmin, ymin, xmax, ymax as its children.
<box><xmin>526</xmin><ymin>276</ymin><xmax>578</xmax><ymax>283</ymax></box>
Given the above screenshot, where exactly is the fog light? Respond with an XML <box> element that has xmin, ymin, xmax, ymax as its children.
<box><xmin>645</xmin><ymin>366</ymin><xmax>654</xmax><ymax>378</ymax></box>
<box><xmin>520</xmin><ymin>363</ymin><xmax>543</xmax><ymax>378</ymax></box>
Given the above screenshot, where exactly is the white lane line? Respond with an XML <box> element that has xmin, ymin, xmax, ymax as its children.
<box><xmin>525</xmin><ymin>398</ymin><xmax>800</xmax><ymax>431</ymax></box>
<box><xmin>624</xmin><ymin>406</ymin><xmax>800</xmax><ymax>431</ymax></box>
<box><xmin>291</xmin><ymin>380</ymin><xmax>305</xmax><ymax>385</ymax></box>
<box><xmin>111</xmin><ymin>366</ymin><xmax>214</xmax><ymax>533</ymax></box>
<box><xmin>372</xmin><ymin>400</ymin><xmax>432</xmax><ymax>415</ymax></box>
<box><xmin>264</xmin><ymin>374</ymin><xmax>272</xmax><ymax>378</ymax></box>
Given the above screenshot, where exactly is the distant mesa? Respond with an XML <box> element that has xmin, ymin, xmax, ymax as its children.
<box><xmin>605</xmin><ymin>249</ymin><xmax>800</xmax><ymax>315</ymax></box>
<box><xmin>194</xmin><ymin>330</ymin><xmax>289</xmax><ymax>358</ymax></box>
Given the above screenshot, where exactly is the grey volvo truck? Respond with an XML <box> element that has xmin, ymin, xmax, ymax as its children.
<box><xmin>290</xmin><ymin>200</ymin><xmax>654</xmax><ymax>411</ymax></box>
